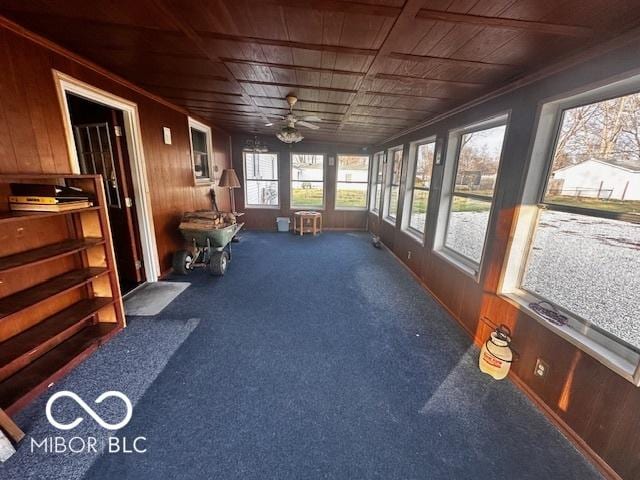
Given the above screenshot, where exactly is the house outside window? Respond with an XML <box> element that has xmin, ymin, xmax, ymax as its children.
<box><xmin>291</xmin><ymin>153</ymin><xmax>325</xmax><ymax>209</ymax></box>
<box><xmin>336</xmin><ymin>155</ymin><xmax>370</xmax><ymax>209</ymax></box>
<box><xmin>243</xmin><ymin>152</ymin><xmax>279</xmax><ymax>207</ymax></box>
<box><xmin>502</xmin><ymin>78</ymin><xmax>640</xmax><ymax>384</ymax></box>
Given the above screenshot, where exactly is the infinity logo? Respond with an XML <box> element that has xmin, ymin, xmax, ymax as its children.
<box><xmin>46</xmin><ymin>391</ymin><xmax>133</xmax><ymax>431</ymax></box>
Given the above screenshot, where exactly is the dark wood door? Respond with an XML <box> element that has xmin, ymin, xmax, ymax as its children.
<box><xmin>72</xmin><ymin>111</ymin><xmax>144</xmax><ymax>292</ymax></box>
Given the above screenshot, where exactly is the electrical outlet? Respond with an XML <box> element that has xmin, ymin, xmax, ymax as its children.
<box><xmin>407</xmin><ymin>250</ymin><xmax>412</xmax><ymax>260</ymax></box>
<box><xmin>534</xmin><ymin>358</ymin><xmax>549</xmax><ymax>378</ymax></box>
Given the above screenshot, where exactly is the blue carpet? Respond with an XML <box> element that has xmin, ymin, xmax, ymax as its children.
<box><xmin>8</xmin><ymin>232</ymin><xmax>602</xmax><ymax>479</ymax></box>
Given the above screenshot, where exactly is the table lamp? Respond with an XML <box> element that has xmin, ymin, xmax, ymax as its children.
<box><xmin>218</xmin><ymin>168</ymin><xmax>241</xmax><ymax>214</ymax></box>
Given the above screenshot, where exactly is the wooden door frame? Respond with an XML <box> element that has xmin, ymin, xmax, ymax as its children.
<box><xmin>53</xmin><ymin>70</ymin><xmax>161</xmax><ymax>283</ymax></box>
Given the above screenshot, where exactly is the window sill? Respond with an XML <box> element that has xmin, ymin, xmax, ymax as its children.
<box><xmin>401</xmin><ymin>227</ymin><xmax>425</xmax><ymax>245</ymax></box>
<box><xmin>432</xmin><ymin>248</ymin><xmax>479</xmax><ymax>281</ymax></box>
<box><xmin>500</xmin><ymin>290</ymin><xmax>639</xmax><ymax>385</ymax></box>
<box><xmin>290</xmin><ymin>207</ymin><xmax>324</xmax><ymax>211</ymax></box>
<box><xmin>383</xmin><ymin>216</ymin><xmax>397</xmax><ymax>226</ymax></box>
<box><xmin>194</xmin><ymin>179</ymin><xmax>213</xmax><ymax>186</ymax></box>
<box><xmin>335</xmin><ymin>207</ymin><xmax>368</xmax><ymax>212</ymax></box>
<box><xmin>245</xmin><ymin>205</ymin><xmax>281</xmax><ymax>210</ymax></box>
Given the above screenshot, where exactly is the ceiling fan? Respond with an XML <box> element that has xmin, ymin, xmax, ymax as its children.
<box><xmin>265</xmin><ymin>95</ymin><xmax>321</xmax><ymax>144</ymax></box>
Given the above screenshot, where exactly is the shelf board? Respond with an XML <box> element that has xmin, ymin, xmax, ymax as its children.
<box><xmin>0</xmin><ymin>297</ymin><xmax>114</xmax><ymax>382</ymax></box>
<box><xmin>0</xmin><ymin>323</ymin><xmax>119</xmax><ymax>411</ymax></box>
<box><xmin>0</xmin><ymin>238</ymin><xmax>105</xmax><ymax>274</ymax></box>
<box><xmin>0</xmin><ymin>206</ymin><xmax>101</xmax><ymax>224</ymax></box>
<box><xmin>0</xmin><ymin>267</ymin><xmax>109</xmax><ymax>320</ymax></box>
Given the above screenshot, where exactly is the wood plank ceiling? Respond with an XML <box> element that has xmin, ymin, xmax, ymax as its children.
<box><xmin>2</xmin><ymin>0</ymin><xmax>640</xmax><ymax>145</ymax></box>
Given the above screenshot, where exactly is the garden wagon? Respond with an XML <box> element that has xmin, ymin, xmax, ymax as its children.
<box><xmin>172</xmin><ymin>211</ymin><xmax>244</xmax><ymax>276</ymax></box>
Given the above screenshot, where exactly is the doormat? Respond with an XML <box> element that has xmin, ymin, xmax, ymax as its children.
<box><xmin>124</xmin><ymin>281</ymin><xmax>190</xmax><ymax>316</ymax></box>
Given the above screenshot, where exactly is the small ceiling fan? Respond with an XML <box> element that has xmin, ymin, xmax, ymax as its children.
<box><xmin>265</xmin><ymin>95</ymin><xmax>321</xmax><ymax>144</ymax></box>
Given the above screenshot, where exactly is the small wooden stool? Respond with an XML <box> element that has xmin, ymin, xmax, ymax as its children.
<box><xmin>293</xmin><ymin>211</ymin><xmax>322</xmax><ymax>236</ymax></box>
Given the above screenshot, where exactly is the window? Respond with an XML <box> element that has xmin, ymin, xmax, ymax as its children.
<box><xmin>385</xmin><ymin>146</ymin><xmax>403</xmax><ymax>222</ymax></box>
<box><xmin>336</xmin><ymin>155</ymin><xmax>370</xmax><ymax>209</ymax></box>
<box><xmin>437</xmin><ymin>116</ymin><xmax>507</xmax><ymax>273</ymax></box>
<box><xmin>502</xmin><ymin>78</ymin><xmax>640</xmax><ymax>384</ymax></box>
<box><xmin>370</xmin><ymin>151</ymin><xmax>384</xmax><ymax>213</ymax></box>
<box><xmin>243</xmin><ymin>152</ymin><xmax>279</xmax><ymax>207</ymax></box>
<box><xmin>291</xmin><ymin>153</ymin><xmax>325</xmax><ymax>209</ymax></box>
<box><xmin>188</xmin><ymin>118</ymin><xmax>213</xmax><ymax>183</ymax></box>
<box><xmin>404</xmin><ymin>140</ymin><xmax>436</xmax><ymax>236</ymax></box>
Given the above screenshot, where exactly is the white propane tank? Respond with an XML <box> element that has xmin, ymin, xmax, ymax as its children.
<box><xmin>479</xmin><ymin>325</ymin><xmax>513</xmax><ymax>380</ymax></box>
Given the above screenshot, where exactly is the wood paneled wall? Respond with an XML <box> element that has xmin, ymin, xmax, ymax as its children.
<box><xmin>0</xmin><ymin>22</ymin><xmax>231</xmax><ymax>275</ymax></box>
<box><xmin>370</xmin><ymin>36</ymin><xmax>640</xmax><ymax>480</ymax></box>
<box><xmin>232</xmin><ymin>134</ymin><xmax>369</xmax><ymax>231</ymax></box>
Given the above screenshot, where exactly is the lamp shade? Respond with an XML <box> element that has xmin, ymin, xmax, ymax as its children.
<box><xmin>218</xmin><ymin>168</ymin><xmax>241</xmax><ymax>188</ymax></box>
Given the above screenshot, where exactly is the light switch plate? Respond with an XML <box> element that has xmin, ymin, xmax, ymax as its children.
<box><xmin>162</xmin><ymin>127</ymin><xmax>172</xmax><ymax>145</ymax></box>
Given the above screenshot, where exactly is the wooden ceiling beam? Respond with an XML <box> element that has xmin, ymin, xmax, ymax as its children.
<box><xmin>197</xmin><ymin>32</ymin><xmax>377</xmax><ymax>57</ymax></box>
<box><xmin>415</xmin><ymin>9</ymin><xmax>595</xmax><ymax>37</ymax></box>
<box><xmin>245</xmin><ymin>0</ymin><xmax>401</xmax><ymax>17</ymax></box>
<box><xmin>338</xmin><ymin>0</ymin><xmax>427</xmax><ymax>130</ymax></box>
<box><xmin>139</xmin><ymin>83</ymin><xmax>243</xmax><ymax>96</ymax></box>
<box><xmin>355</xmin><ymin>104</ymin><xmax>439</xmax><ymax>114</ymax></box>
<box><xmin>237</xmin><ymin>80</ymin><xmax>357</xmax><ymax>95</ymax></box>
<box><xmin>364</xmin><ymin>90</ymin><xmax>454</xmax><ymax>101</ymax></box>
<box><xmin>387</xmin><ymin>52</ymin><xmax>518</xmax><ymax>70</ymax></box>
<box><xmin>149</xmin><ymin>0</ymin><xmax>272</xmax><ymax>123</ymax></box>
<box><xmin>252</xmin><ymin>96</ymin><xmax>351</xmax><ymax>107</ymax></box>
<box><xmin>221</xmin><ymin>58</ymin><xmax>364</xmax><ymax>77</ymax></box>
<box><xmin>164</xmin><ymin>97</ymin><xmax>250</xmax><ymax>107</ymax></box>
<box><xmin>375</xmin><ymin>72</ymin><xmax>487</xmax><ymax>88</ymax></box>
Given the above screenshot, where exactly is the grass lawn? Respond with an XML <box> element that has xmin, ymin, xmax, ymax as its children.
<box><xmin>545</xmin><ymin>195</ymin><xmax>640</xmax><ymax>214</ymax></box>
<box><xmin>292</xmin><ymin>188</ymin><xmax>367</xmax><ymax>208</ymax></box>
<box><xmin>291</xmin><ymin>187</ymin><xmax>324</xmax><ymax>207</ymax></box>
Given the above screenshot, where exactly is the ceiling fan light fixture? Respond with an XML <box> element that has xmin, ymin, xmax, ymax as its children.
<box><xmin>276</xmin><ymin>126</ymin><xmax>304</xmax><ymax>144</ymax></box>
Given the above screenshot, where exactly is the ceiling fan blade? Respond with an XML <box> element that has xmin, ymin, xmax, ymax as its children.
<box><xmin>297</xmin><ymin>120</ymin><xmax>320</xmax><ymax>130</ymax></box>
<box><xmin>301</xmin><ymin>115</ymin><xmax>322</xmax><ymax>122</ymax></box>
<box><xmin>266</xmin><ymin>114</ymin><xmax>286</xmax><ymax>119</ymax></box>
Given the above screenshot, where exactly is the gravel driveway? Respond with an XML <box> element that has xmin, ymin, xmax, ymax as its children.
<box><xmin>447</xmin><ymin>210</ymin><xmax>640</xmax><ymax>350</ymax></box>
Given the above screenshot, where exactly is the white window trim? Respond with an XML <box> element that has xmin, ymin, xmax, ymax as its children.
<box><xmin>434</xmin><ymin>113</ymin><xmax>510</xmax><ymax>281</ymax></box>
<box><xmin>401</xmin><ymin>136</ymin><xmax>437</xmax><ymax>245</ymax></box>
<box><xmin>188</xmin><ymin>117</ymin><xmax>214</xmax><ymax>185</ymax></box>
<box><xmin>242</xmin><ymin>151</ymin><xmax>280</xmax><ymax>210</ymax></box>
<box><xmin>383</xmin><ymin>145</ymin><xmax>404</xmax><ymax>225</ymax></box>
<box><xmin>290</xmin><ymin>152</ymin><xmax>326</xmax><ymax>210</ymax></box>
<box><xmin>335</xmin><ymin>154</ymin><xmax>371</xmax><ymax>211</ymax></box>
<box><xmin>500</xmin><ymin>73</ymin><xmax>640</xmax><ymax>386</ymax></box>
<box><xmin>370</xmin><ymin>151</ymin><xmax>385</xmax><ymax>215</ymax></box>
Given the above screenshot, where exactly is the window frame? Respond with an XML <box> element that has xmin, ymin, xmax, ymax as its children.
<box><xmin>434</xmin><ymin>114</ymin><xmax>509</xmax><ymax>279</ymax></box>
<box><xmin>383</xmin><ymin>145</ymin><xmax>404</xmax><ymax>225</ymax></box>
<box><xmin>334</xmin><ymin>154</ymin><xmax>371</xmax><ymax>211</ymax></box>
<box><xmin>290</xmin><ymin>152</ymin><xmax>326</xmax><ymax>210</ymax></box>
<box><xmin>369</xmin><ymin>151</ymin><xmax>385</xmax><ymax>214</ymax></box>
<box><xmin>500</xmin><ymin>74</ymin><xmax>640</xmax><ymax>385</ymax></box>
<box><xmin>188</xmin><ymin>117</ymin><xmax>214</xmax><ymax>185</ymax></box>
<box><xmin>402</xmin><ymin>137</ymin><xmax>437</xmax><ymax>242</ymax></box>
<box><xmin>242</xmin><ymin>151</ymin><xmax>280</xmax><ymax>209</ymax></box>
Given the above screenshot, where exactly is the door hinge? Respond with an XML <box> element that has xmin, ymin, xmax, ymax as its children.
<box><xmin>125</xmin><ymin>197</ymin><xmax>133</xmax><ymax>208</ymax></box>
<box><xmin>135</xmin><ymin>260</ymin><xmax>142</xmax><ymax>270</ymax></box>
<box><xmin>114</xmin><ymin>125</ymin><xmax>123</xmax><ymax>137</ymax></box>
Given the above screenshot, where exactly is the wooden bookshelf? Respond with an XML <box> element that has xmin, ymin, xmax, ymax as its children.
<box><xmin>0</xmin><ymin>174</ymin><xmax>125</xmax><ymax>415</ymax></box>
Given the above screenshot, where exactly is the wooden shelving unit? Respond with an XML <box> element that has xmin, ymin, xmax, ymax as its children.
<box><xmin>0</xmin><ymin>174</ymin><xmax>124</xmax><ymax>415</ymax></box>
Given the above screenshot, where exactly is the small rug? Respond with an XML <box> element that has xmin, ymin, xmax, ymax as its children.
<box><xmin>124</xmin><ymin>281</ymin><xmax>189</xmax><ymax>316</ymax></box>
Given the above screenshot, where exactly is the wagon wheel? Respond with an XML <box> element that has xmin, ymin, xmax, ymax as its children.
<box><xmin>172</xmin><ymin>249</ymin><xmax>194</xmax><ymax>275</ymax></box>
<box><xmin>209</xmin><ymin>251</ymin><xmax>229</xmax><ymax>276</ymax></box>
